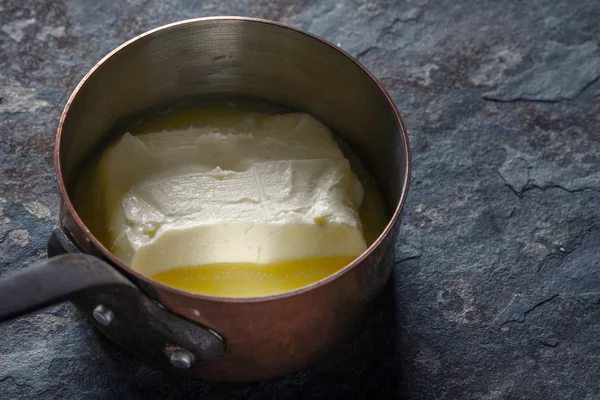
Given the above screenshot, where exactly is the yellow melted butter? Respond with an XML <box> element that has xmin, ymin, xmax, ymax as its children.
<box><xmin>73</xmin><ymin>102</ymin><xmax>389</xmax><ymax>298</ymax></box>
<box><xmin>151</xmin><ymin>256</ymin><xmax>356</xmax><ymax>297</ymax></box>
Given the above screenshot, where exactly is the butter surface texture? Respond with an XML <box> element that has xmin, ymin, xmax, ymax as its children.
<box><xmin>94</xmin><ymin>112</ymin><xmax>368</xmax><ymax>282</ymax></box>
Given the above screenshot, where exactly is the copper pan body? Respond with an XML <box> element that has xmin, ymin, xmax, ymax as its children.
<box><xmin>55</xmin><ymin>17</ymin><xmax>411</xmax><ymax>381</ymax></box>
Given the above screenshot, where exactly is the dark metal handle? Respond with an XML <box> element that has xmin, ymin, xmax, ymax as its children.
<box><xmin>0</xmin><ymin>253</ymin><xmax>132</xmax><ymax>322</ymax></box>
<box><xmin>0</xmin><ymin>228</ymin><xmax>225</xmax><ymax>370</ymax></box>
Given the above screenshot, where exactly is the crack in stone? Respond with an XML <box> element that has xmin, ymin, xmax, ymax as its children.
<box><xmin>498</xmin><ymin>147</ymin><xmax>600</xmax><ymax>197</ymax></box>
<box><xmin>482</xmin><ymin>40</ymin><xmax>600</xmax><ymax>103</ymax></box>
<box><xmin>0</xmin><ymin>230</ymin><xmax>10</xmax><ymax>244</ymax></box>
<box><xmin>500</xmin><ymin>171</ymin><xmax>600</xmax><ymax>199</ymax></box>
<box><xmin>483</xmin><ymin>72</ymin><xmax>600</xmax><ymax>104</ymax></box>
<box><xmin>356</xmin><ymin>46</ymin><xmax>378</xmax><ymax>61</ymax></box>
<box><xmin>572</xmin><ymin>72</ymin><xmax>600</xmax><ymax>98</ymax></box>
<box><xmin>483</xmin><ymin>96</ymin><xmax>560</xmax><ymax>104</ymax></box>
<box><xmin>0</xmin><ymin>375</ymin><xmax>34</xmax><ymax>389</ymax></box>
<box><xmin>507</xmin><ymin>206</ymin><xmax>517</xmax><ymax>218</ymax></box>
<box><xmin>488</xmin><ymin>287</ymin><xmax>599</xmax><ymax>328</ymax></box>
<box><xmin>501</xmin><ymin>294</ymin><xmax>560</xmax><ymax>325</ymax></box>
<box><xmin>521</xmin><ymin>183</ymin><xmax>600</xmax><ymax>196</ymax></box>
<box><xmin>501</xmin><ymin>180</ymin><xmax>521</xmax><ymax>199</ymax></box>
<box><xmin>394</xmin><ymin>255</ymin><xmax>422</xmax><ymax>265</ymax></box>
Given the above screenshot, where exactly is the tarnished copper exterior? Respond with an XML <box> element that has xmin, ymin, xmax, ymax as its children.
<box><xmin>54</xmin><ymin>17</ymin><xmax>411</xmax><ymax>381</ymax></box>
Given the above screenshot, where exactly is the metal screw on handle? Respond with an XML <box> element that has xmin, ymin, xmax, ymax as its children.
<box><xmin>169</xmin><ymin>349</ymin><xmax>194</xmax><ymax>369</ymax></box>
<box><xmin>93</xmin><ymin>304</ymin><xmax>114</xmax><ymax>326</ymax></box>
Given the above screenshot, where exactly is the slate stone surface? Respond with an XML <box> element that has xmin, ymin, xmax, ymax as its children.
<box><xmin>1</xmin><ymin>0</ymin><xmax>599</xmax><ymax>399</ymax></box>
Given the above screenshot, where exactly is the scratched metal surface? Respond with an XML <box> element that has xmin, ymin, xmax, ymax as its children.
<box><xmin>1</xmin><ymin>0</ymin><xmax>599</xmax><ymax>399</ymax></box>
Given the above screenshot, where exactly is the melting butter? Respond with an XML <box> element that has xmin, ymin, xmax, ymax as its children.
<box><xmin>73</xmin><ymin>103</ymin><xmax>389</xmax><ymax>297</ymax></box>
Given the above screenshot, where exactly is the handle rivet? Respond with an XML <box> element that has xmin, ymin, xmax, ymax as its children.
<box><xmin>170</xmin><ymin>349</ymin><xmax>193</xmax><ymax>369</ymax></box>
<box><xmin>92</xmin><ymin>304</ymin><xmax>114</xmax><ymax>326</ymax></box>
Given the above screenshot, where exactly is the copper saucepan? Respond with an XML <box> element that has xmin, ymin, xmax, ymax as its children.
<box><xmin>0</xmin><ymin>17</ymin><xmax>411</xmax><ymax>382</ymax></box>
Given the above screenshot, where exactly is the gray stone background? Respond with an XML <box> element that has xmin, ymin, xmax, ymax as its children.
<box><xmin>1</xmin><ymin>0</ymin><xmax>599</xmax><ymax>399</ymax></box>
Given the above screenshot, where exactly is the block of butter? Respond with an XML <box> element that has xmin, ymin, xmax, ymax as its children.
<box><xmin>95</xmin><ymin>112</ymin><xmax>367</xmax><ymax>276</ymax></box>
